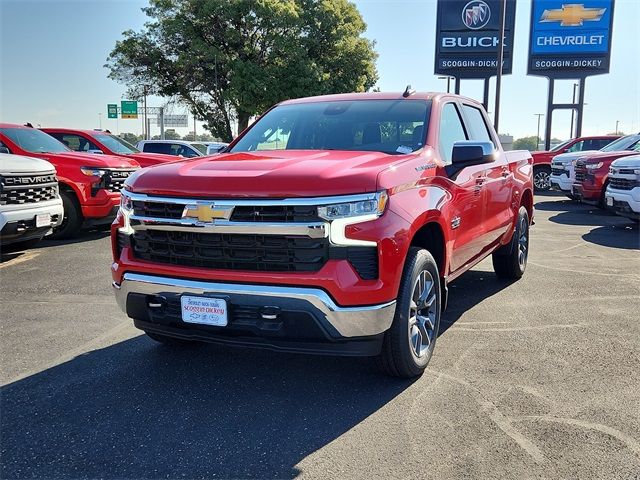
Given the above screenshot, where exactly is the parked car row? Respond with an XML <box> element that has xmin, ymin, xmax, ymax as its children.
<box><xmin>0</xmin><ymin>124</ymin><xmax>230</xmax><ymax>247</ymax></box>
<box><xmin>548</xmin><ymin>133</ymin><xmax>640</xmax><ymax>221</ymax></box>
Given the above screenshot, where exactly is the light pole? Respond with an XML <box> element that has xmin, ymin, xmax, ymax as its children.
<box><xmin>534</xmin><ymin>113</ymin><xmax>544</xmax><ymax>150</ymax></box>
<box><xmin>98</xmin><ymin>113</ymin><xmax>102</xmax><ymax>130</ymax></box>
<box><xmin>437</xmin><ymin>76</ymin><xmax>452</xmax><ymax>93</ymax></box>
<box><xmin>493</xmin><ymin>0</ymin><xmax>507</xmax><ymax>132</ymax></box>
<box><xmin>615</xmin><ymin>120</ymin><xmax>620</xmax><ymax>134</ymax></box>
<box><xmin>569</xmin><ymin>82</ymin><xmax>578</xmax><ymax>138</ymax></box>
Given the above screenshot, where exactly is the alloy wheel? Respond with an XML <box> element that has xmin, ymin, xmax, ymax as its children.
<box><xmin>518</xmin><ymin>216</ymin><xmax>529</xmax><ymax>268</ymax></box>
<box><xmin>534</xmin><ymin>170</ymin><xmax>551</xmax><ymax>190</ymax></box>
<box><xmin>408</xmin><ymin>270</ymin><xmax>438</xmax><ymax>358</ymax></box>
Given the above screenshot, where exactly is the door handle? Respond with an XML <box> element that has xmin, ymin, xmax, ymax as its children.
<box><xmin>501</xmin><ymin>167</ymin><xmax>510</xmax><ymax>178</ymax></box>
<box><xmin>476</xmin><ymin>177</ymin><xmax>486</xmax><ymax>185</ymax></box>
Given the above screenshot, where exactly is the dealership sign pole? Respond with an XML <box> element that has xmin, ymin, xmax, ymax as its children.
<box><xmin>434</xmin><ymin>0</ymin><xmax>516</xmax><ymax>112</ymax></box>
<box><xmin>527</xmin><ymin>0</ymin><xmax>615</xmax><ymax>149</ymax></box>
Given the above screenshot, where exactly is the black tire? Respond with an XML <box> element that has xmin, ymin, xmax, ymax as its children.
<box><xmin>145</xmin><ymin>331</ymin><xmax>191</xmax><ymax>346</ymax></box>
<box><xmin>50</xmin><ymin>190</ymin><xmax>82</xmax><ymax>239</ymax></box>
<box><xmin>492</xmin><ymin>206</ymin><xmax>529</xmax><ymax>280</ymax></box>
<box><xmin>376</xmin><ymin>247</ymin><xmax>441</xmax><ymax>378</ymax></box>
<box><xmin>598</xmin><ymin>181</ymin><xmax>610</xmax><ymax>210</ymax></box>
<box><xmin>533</xmin><ymin>165</ymin><xmax>552</xmax><ymax>192</ymax></box>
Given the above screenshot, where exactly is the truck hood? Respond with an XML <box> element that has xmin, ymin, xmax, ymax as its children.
<box><xmin>40</xmin><ymin>151</ymin><xmax>139</xmax><ymax>168</ymax></box>
<box><xmin>611</xmin><ymin>154</ymin><xmax>640</xmax><ymax>168</ymax></box>
<box><xmin>552</xmin><ymin>150</ymin><xmax>599</xmax><ymax>165</ymax></box>
<box><xmin>578</xmin><ymin>150</ymin><xmax>639</xmax><ymax>163</ymax></box>
<box><xmin>126</xmin><ymin>149</ymin><xmax>411</xmax><ymax>198</ymax></box>
<box><xmin>0</xmin><ymin>153</ymin><xmax>56</xmax><ymax>174</ymax></box>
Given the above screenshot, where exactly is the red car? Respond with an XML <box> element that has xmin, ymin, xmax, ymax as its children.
<box><xmin>0</xmin><ymin>123</ymin><xmax>139</xmax><ymax>238</ymax></box>
<box><xmin>572</xmin><ymin>134</ymin><xmax>640</xmax><ymax>207</ymax></box>
<box><xmin>41</xmin><ymin>128</ymin><xmax>176</xmax><ymax>168</ymax></box>
<box><xmin>111</xmin><ymin>91</ymin><xmax>533</xmax><ymax>378</ymax></box>
<box><xmin>531</xmin><ymin>135</ymin><xmax>619</xmax><ymax>191</ymax></box>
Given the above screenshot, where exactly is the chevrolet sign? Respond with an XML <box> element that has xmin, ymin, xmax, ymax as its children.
<box><xmin>182</xmin><ymin>203</ymin><xmax>233</xmax><ymax>223</ymax></box>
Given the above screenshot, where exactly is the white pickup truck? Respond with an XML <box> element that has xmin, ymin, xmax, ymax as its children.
<box><xmin>0</xmin><ymin>152</ymin><xmax>64</xmax><ymax>247</ymax></box>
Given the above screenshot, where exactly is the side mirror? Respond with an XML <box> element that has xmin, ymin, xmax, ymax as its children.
<box><xmin>446</xmin><ymin>141</ymin><xmax>496</xmax><ymax>179</ymax></box>
<box><xmin>0</xmin><ymin>146</ymin><xmax>10</xmax><ymax>154</ymax></box>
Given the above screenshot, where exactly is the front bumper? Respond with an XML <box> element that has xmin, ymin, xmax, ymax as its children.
<box><xmin>550</xmin><ymin>173</ymin><xmax>572</xmax><ymax>192</ymax></box>
<box><xmin>0</xmin><ymin>200</ymin><xmax>64</xmax><ymax>244</ymax></box>
<box><xmin>113</xmin><ymin>273</ymin><xmax>396</xmax><ymax>355</ymax></box>
<box><xmin>605</xmin><ymin>187</ymin><xmax>640</xmax><ymax>219</ymax></box>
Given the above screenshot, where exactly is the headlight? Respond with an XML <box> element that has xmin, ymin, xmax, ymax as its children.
<box><xmin>317</xmin><ymin>191</ymin><xmax>388</xmax><ymax>220</ymax></box>
<box><xmin>120</xmin><ymin>190</ymin><xmax>133</xmax><ymax>212</ymax></box>
<box><xmin>585</xmin><ymin>162</ymin><xmax>603</xmax><ymax>170</ymax></box>
<box><xmin>80</xmin><ymin>166</ymin><xmax>107</xmax><ymax>177</ymax></box>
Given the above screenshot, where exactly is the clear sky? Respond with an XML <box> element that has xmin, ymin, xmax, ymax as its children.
<box><xmin>1</xmin><ymin>0</ymin><xmax>638</xmax><ymax>140</ymax></box>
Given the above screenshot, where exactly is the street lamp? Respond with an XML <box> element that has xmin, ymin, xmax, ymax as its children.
<box><xmin>437</xmin><ymin>76</ymin><xmax>452</xmax><ymax>93</ymax></box>
<box><xmin>98</xmin><ymin>113</ymin><xmax>102</xmax><ymax>130</ymax></box>
<box><xmin>534</xmin><ymin>113</ymin><xmax>544</xmax><ymax>150</ymax></box>
<box><xmin>569</xmin><ymin>82</ymin><xmax>578</xmax><ymax>138</ymax></box>
<box><xmin>615</xmin><ymin>120</ymin><xmax>620</xmax><ymax>135</ymax></box>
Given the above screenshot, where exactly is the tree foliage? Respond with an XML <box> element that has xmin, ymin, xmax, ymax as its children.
<box><xmin>106</xmin><ymin>0</ymin><xmax>378</xmax><ymax>141</ymax></box>
<box><xmin>513</xmin><ymin>136</ymin><xmax>540</xmax><ymax>151</ymax></box>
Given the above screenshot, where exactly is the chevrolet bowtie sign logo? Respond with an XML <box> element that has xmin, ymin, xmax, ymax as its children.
<box><xmin>540</xmin><ymin>4</ymin><xmax>606</xmax><ymax>26</ymax></box>
<box><xmin>182</xmin><ymin>203</ymin><xmax>233</xmax><ymax>223</ymax></box>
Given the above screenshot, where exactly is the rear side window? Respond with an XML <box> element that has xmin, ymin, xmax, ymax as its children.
<box><xmin>462</xmin><ymin>105</ymin><xmax>494</xmax><ymax>146</ymax></box>
<box><xmin>592</xmin><ymin>138</ymin><xmax>615</xmax><ymax>150</ymax></box>
<box><xmin>49</xmin><ymin>133</ymin><xmax>100</xmax><ymax>152</ymax></box>
<box><xmin>143</xmin><ymin>143</ymin><xmax>172</xmax><ymax>154</ymax></box>
<box><xmin>439</xmin><ymin>103</ymin><xmax>468</xmax><ymax>164</ymax></box>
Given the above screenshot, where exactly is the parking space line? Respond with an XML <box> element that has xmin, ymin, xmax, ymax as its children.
<box><xmin>0</xmin><ymin>250</ymin><xmax>41</xmax><ymax>269</ymax></box>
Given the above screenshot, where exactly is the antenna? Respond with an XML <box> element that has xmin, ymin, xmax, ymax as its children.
<box><xmin>403</xmin><ymin>85</ymin><xmax>415</xmax><ymax>98</ymax></box>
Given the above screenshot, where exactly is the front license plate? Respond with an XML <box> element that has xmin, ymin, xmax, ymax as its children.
<box><xmin>35</xmin><ymin>213</ymin><xmax>51</xmax><ymax>228</ymax></box>
<box><xmin>181</xmin><ymin>296</ymin><xmax>228</xmax><ymax>326</ymax></box>
<box><xmin>606</xmin><ymin>196</ymin><xmax>614</xmax><ymax>207</ymax></box>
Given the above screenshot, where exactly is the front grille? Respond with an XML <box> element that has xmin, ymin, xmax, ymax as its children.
<box><xmin>551</xmin><ymin>166</ymin><xmax>566</xmax><ymax>176</ymax></box>
<box><xmin>94</xmin><ymin>170</ymin><xmax>136</xmax><ymax>195</ymax></box>
<box><xmin>0</xmin><ymin>173</ymin><xmax>58</xmax><ymax>205</ymax></box>
<box><xmin>609</xmin><ymin>177</ymin><xmax>638</xmax><ymax>191</ymax></box>
<box><xmin>345</xmin><ymin>248</ymin><xmax>378</xmax><ymax>280</ymax></box>
<box><xmin>132</xmin><ymin>200</ymin><xmax>184</xmax><ymax>219</ymax></box>
<box><xmin>574</xmin><ymin>168</ymin><xmax>586</xmax><ymax>182</ymax></box>
<box><xmin>230</xmin><ymin>205</ymin><xmax>321</xmax><ymax>223</ymax></box>
<box><xmin>131</xmin><ymin>230</ymin><xmax>328</xmax><ymax>272</ymax></box>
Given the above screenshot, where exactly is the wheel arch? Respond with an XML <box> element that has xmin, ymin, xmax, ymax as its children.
<box><xmin>409</xmin><ymin>221</ymin><xmax>447</xmax><ymax>276</ymax></box>
<box><xmin>521</xmin><ymin>188</ymin><xmax>534</xmax><ymax>221</ymax></box>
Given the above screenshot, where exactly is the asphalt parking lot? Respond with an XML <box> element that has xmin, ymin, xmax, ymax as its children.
<box><xmin>1</xmin><ymin>194</ymin><xmax>639</xmax><ymax>479</ymax></box>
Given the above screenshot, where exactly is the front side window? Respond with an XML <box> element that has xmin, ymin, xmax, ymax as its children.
<box><xmin>231</xmin><ymin>100</ymin><xmax>431</xmax><ymax>155</ymax></box>
<box><xmin>462</xmin><ymin>104</ymin><xmax>494</xmax><ymax>146</ymax></box>
<box><xmin>0</xmin><ymin>128</ymin><xmax>70</xmax><ymax>154</ymax></box>
<box><xmin>566</xmin><ymin>141</ymin><xmax>585</xmax><ymax>153</ymax></box>
<box><xmin>191</xmin><ymin>143</ymin><xmax>207</xmax><ymax>155</ymax></box>
<box><xmin>48</xmin><ymin>133</ymin><xmax>100</xmax><ymax>152</ymax></box>
<box><xmin>438</xmin><ymin>103</ymin><xmax>468</xmax><ymax>164</ymax></box>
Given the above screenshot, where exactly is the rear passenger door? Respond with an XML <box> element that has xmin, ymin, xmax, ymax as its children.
<box><xmin>461</xmin><ymin>103</ymin><xmax>512</xmax><ymax>247</ymax></box>
<box><xmin>439</xmin><ymin>102</ymin><xmax>487</xmax><ymax>273</ymax></box>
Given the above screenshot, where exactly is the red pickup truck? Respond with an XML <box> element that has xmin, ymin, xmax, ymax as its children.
<box><xmin>41</xmin><ymin>128</ymin><xmax>176</xmax><ymax>168</ymax></box>
<box><xmin>572</xmin><ymin>134</ymin><xmax>640</xmax><ymax>207</ymax></box>
<box><xmin>531</xmin><ymin>135</ymin><xmax>619</xmax><ymax>191</ymax></box>
<box><xmin>111</xmin><ymin>92</ymin><xmax>533</xmax><ymax>377</ymax></box>
<box><xmin>0</xmin><ymin>123</ymin><xmax>139</xmax><ymax>238</ymax></box>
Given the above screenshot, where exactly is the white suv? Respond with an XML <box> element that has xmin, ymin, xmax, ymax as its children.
<box><xmin>136</xmin><ymin>140</ymin><xmax>207</xmax><ymax>158</ymax></box>
<box><xmin>0</xmin><ymin>152</ymin><xmax>64</xmax><ymax>246</ymax></box>
<box><xmin>605</xmin><ymin>154</ymin><xmax>640</xmax><ymax>221</ymax></box>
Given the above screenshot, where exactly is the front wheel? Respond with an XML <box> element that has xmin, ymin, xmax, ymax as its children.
<box><xmin>533</xmin><ymin>165</ymin><xmax>552</xmax><ymax>192</ymax></box>
<box><xmin>376</xmin><ymin>248</ymin><xmax>441</xmax><ymax>378</ymax></box>
<box><xmin>50</xmin><ymin>191</ymin><xmax>82</xmax><ymax>239</ymax></box>
<box><xmin>492</xmin><ymin>206</ymin><xmax>530</xmax><ymax>280</ymax></box>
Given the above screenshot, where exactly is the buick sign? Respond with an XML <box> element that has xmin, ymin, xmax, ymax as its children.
<box><xmin>462</xmin><ymin>1</ymin><xmax>491</xmax><ymax>30</ymax></box>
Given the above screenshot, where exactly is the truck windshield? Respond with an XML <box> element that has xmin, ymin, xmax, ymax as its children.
<box><xmin>600</xmin><ymin>134</ymin><xmax>640</xmax><ymax>152</ymax></box>
<box><xmin>94</xmin><ymin>134</ymin><xmax>139</xmax><ymax>154</ymax></box>
<box><xmin>550</xmin><ymin>139</ymin><xmax>573</xmax><ymax>152</ymax></box>
<box><xmin>0</xmin><ymin>127</ymin><xmax>70</xmax><ymax>154</ymax></box>
<box><xmin>230</xmin><ymin>99</ymin><xmax>431</xmax><ymax>155</ymax></box>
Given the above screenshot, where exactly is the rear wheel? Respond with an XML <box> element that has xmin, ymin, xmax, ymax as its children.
<box><xmin>376</xmin><ymin>248</ymin><xmax>441</xmax><ymax>378</ymax></box>
<box><xmin>492</xmin><ymin>206</ymin><xmax>529</xmax><ymax>280</ymax></box>
<box><xmin>50</xmin><ymin>191</ymin><xmax>82</xmax><ymax>239</ymax></box>
<box><xmin>533</xmin><ymin>165</ymin><xmax>552</xmax><ymax>192</ymax></box>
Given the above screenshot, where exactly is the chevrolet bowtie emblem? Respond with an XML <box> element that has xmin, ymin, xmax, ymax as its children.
<box><xmin>182</xmin><ymin>203</ymin><xmax>233</xmax><ymax>222</ymax></box>
<box><xmin>540</xmin><ymin>4</ymin><xmax>606</xmax><ymax>27</ymax></box>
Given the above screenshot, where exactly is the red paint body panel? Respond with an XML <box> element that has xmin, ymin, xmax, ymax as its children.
<box><xmin>110</xmin><ymin>93</ymin><xmax>534</xmax><ymax>307</ymax></box>
<box><xmin>531</xmin><ymin>136</ymin><xmax>619</xmax><ymax>166</ymax></box>
<box><xmin>40</xmin><ymin>128</ymin><xmax>177</xmax><ymax>168</ymax></box>
<box><xmin>0</xmin><ymin>123</ymin><xmax>139</xmax><ymax>219</ymax></box>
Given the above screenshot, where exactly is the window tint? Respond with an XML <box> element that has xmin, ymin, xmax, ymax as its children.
<box><xmin>439</xmin><ymin>103</ymin><xmax>468</xmax><ymax>164</ymax></box>
<box><xmin>462</xmin><ymin>105</ymin><xmax>493</xmax><ymax>146</ymax></box>
<box><xmin>566</xmin><ymin>141</ymin><xmax>585</xmax><ymax>153</ymax></box>
<box><xmin>49</xmin><ymin>133</ymin><xmax>100</xmax><ymax>152</ymax></box>
<box><xmin>169</xmin><ymin>144</ymin><xmax>200</xmax><ymax>157</ymax></box>
<box><xmin>594</xmin><ymin>138</ymin><xmax>615</xmax><ymax>150</ymax></box>
<box><xmin>143</xmin><ymin>143</ymin><xmax>172</xmax><ymax>154</ymax></box>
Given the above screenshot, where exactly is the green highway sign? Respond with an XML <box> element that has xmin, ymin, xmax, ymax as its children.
<box><xmin>107</xmin><ymin>104</ymin><xmax>118</xmax><ymax>119</ymax></box>
<box><xmin>121</xmin><ymin>100</ymin><xmax>138</xmax><ymax>119</ymax></box>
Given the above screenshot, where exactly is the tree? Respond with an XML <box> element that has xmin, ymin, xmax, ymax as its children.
<box><xmin>513</xmin><ymin>136</ymin><xmax>539</xmax><ymax>151</ymax></box>
<box><xmin>119</xmin><ymin>132</ymin><xmax>142</xmax><ymax>145</ymax></box>
<box><xmin>106</xmin><ymin>0</ymin><xmax>378</xmax><ymax>142</ymax></box>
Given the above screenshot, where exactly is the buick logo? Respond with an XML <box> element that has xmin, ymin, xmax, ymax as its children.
<box><xmin>462</xmin><ymin>0</ymin><xmax>491</xmax><ymax>30</ymax></box>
